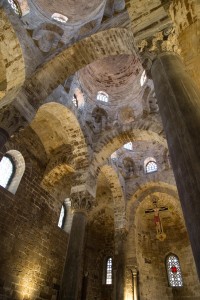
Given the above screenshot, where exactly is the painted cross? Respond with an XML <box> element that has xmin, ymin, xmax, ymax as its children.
<box><xmin>145</xmin><ymin>197</ymin><xmax>168</xmax><ymax>241</ymax></box>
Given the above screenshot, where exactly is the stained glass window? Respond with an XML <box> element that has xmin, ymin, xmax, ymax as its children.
<box><xmin>7</xmin><ymin>0</ymin><xmax>21</xmax><ymax>15</ymax></box>
<box><xmin>124</xmin><ymin>142</ymin><xmax>132</xmax><ymax>150</ymax></box>
<box><xmin>97</xmin><ymin>91</ymin><xmax>109</xmax><ymax>103</ymax></box>
<box><xmin>106</xmin><ymin>257</ymin><xmax>112</xmax><ymax>285</ymax></box>
<box><xmin>52</xmin><ymin>13</ymin><xmax>68</xmax><ymax>23</ymax></box>
<box><xmin>146</xmin><ymin>161</ymin><xmax>157</xmax><ymax>173</ymax></box>
<box><xmin>166</xmin><ymin>254</ymin><xmax>183</xmax><ymax>287</ymax></box>
<box><xmin>0</xmin><ymin>156</ymin><xmax>14</xmax><ymax>188</ymax></box>
<box><xmin>58</xmin><ymin>205</ymin><xmax>65</xmax><ymax>228</ymax></box>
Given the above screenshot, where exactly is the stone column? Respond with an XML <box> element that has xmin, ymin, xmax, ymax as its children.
<box><xmin>150</xmin><ymin>51</ymin><xmax>200</xmax><ymax>277</ymax></box>
<box><xmin>115</xmin><ymin>228</ymin><xmax>127</xmax><ymax>300</ymax></box>
<box><xmin>131</xmin><ymin>268</ymin><xmax>138</xmax><ymax>300</ymax></box>
<box><xmin>60</xmin><ymin>190</ymin><xmax>93</xmax><ymax>300</ymax></box>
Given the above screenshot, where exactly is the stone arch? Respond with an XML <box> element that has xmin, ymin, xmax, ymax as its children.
<box><xmin>2</xmin><ymin>150</ymin><xmax>25</xmax><ymax>194</ymax></box>
<box><xmin>18</xmin><ymin>28</ymin><xmax>139</xmax><ymax>111</ymax></box>
<box><xmin>127</xmin><ymin>181</ymin><xmax>178</xmax><ymax>219</ymax></box>
<box><xmin>124</xmin><ymin>182</ymin><xmax>179</xmax><ymax>270</ymax></box>
<box><xmin>30</xmin><ymin>102</ymin><xmax>89</xmax><ymax>190</ymax></box>
<box><xmin>92</xmin><ymin>123</ymin><xmax>167</xmax><ymax>174</ymax></box>
<box><xmin>0</xmin><ymin>9</ymin><xmax>25</xmax><ymax>103</ymax></box>
<box><xmin>125</xmin><ymin>181</ymin><xmax>197</xmax><ymax>299</ymax></box>
<box><xmin>100</xmin><ymin>165</ymin><xmax>126</xmax><ymax>230</ymax></box>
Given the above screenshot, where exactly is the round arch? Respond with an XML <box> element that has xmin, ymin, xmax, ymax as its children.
<box><xmin>3</xmin><ymin>150</ymin><xmax>25</xmax><ymax>194</ymax></box>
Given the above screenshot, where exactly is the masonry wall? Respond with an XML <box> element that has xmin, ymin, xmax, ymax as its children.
<box><xmin>0</xmin><ymin>166</ymin><xmax>68</xmax><ymax>300</ymax></box>
<box><xmin>133</xmin><ymin>200</ymin><xmax>200</xmax><ymax>300</ymax></box>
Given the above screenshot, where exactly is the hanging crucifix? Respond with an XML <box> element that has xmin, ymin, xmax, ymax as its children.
<box><xmin>145</xmin><ymin>196</ymin><xmax>168</xmax><ymax>241</ymax></box>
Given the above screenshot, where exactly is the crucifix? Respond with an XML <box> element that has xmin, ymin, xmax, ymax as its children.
<box><xmin>145</xmin><ymin>197</ymin><xmax>168</xmax><ymax>241</ymax></box>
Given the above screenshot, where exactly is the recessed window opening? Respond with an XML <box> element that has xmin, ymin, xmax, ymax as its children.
<box><xmin>97</xmin><ymin>91</ymin><xmax>109</xmax><ymax>103</ymax></box>
<box><xmin>140</xmin><ymin>70</ymin><xmax>147</xmax><ymax>86</ymax></box>
<box><xmin>52</xmin><ymin>13</ymin><xmax>68</xmax><ymax>23</ymax></box>
<box><xmin>7</xmin><ymin>0</ymin><xmax>21</xmax><ymax>15</ymax></box>
<box><xmin>166</xmin><ymin>254</ymin><xmax>183</xmax><ymax>287</ymax></box>
<box><xmin>106</xmin><ymin>257</ymin><xmax>112</xmax><ymax>285</ymax></box>
<box><xmin>123</xmin><ymin>142</ymin><xmax>132</xmax><ymax>150</ymax></box>
<box><xmin>58</xmin><ymin>205</ymin><xmax>66</xmax><ymax>229</ymax></box>
<box><xmin>0</xmin><ymin>150</ymin><xmax>25</xmax><ymax>194</ymax></box>
<box><xmin>72</xmin><ymin>94</ymin><xmax>78</xmax><ymax>107</ymax></box>
<box><xmin>144</xmin><ymin>157</ymin><xmax>157</xmax><ymax>174</ymax></box>
<box><xmin>0</xmin><ymin>155</ymin><xmax>15</xmax><ymax>188</ymax></box>
<box><xmin>146</xmin><ymin>161</ymin><xmax>157</xmax><ymax>173</ymax></box>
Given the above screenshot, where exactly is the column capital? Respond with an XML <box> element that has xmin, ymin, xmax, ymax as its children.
<box><xmin>70</xmin><ymin>187</ymin><xmax>95</xmax><ymax>213</ymax></box>
<box><xmin>131</xmin><ymin>267</ymin><xmax>138</xmax><ymax>277</ymax></box>
<box><xmin>138</xmin><ymin>28</ymin><xmax>181</xmax><ymax>75</ymax></box>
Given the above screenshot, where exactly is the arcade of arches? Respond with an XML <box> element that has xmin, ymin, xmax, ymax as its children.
<box><xmin>1</xmin><ymin>0</ymin><xmax>200</xmax><ymax>299</ymax></box>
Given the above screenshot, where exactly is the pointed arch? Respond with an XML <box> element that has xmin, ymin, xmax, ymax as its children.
<box><xmin>31</xmin><ymin>103</ymin><xmax>88</xmax><ymax>189</ymax></box>
<box><xmin>17</xmin><ymin>28</ymin><xmax>140</xmax><ymax>110</ymax></box>
<box><xmin>0</xmin><ymin>9</ymin><xmax>25</xmax><ymax>103</ymax></box>
<box><xmin>92</xmin><ymin>124</ymin><xmax>167</xmax><ymax>174</ymax></box>
<box><xmin>100</xmin><ymin>165</ymin><xmax>126</xmax><ymax>230</ymax></box>
<box><xmin>31</xmin><ymin>102</ymin><xmax>88</xmax><ymax>166</ymax></box>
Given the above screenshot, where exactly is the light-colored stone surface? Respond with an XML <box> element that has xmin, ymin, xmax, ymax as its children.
<box><xmin>0</xmin><ymin>1</ymin><xmax>200</xmax><ymax>299</ymax></box>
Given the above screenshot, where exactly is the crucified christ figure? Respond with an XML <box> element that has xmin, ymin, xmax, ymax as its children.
<box><xmin>145</xmin><ymin>198</ymin><xmax>168</xmax><ymax>241</ymax></box>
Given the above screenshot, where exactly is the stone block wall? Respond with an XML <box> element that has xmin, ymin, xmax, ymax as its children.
<box><xmin>0</xmin><ymin>167</ymin><xmax>68</xmax><ymax>300</ymax></box>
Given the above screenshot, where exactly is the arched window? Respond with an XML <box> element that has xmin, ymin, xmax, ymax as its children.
<box><xmin>124</xmin><ymin>142</ymin><xmax>132</xmax><ymax>150</ymax></box>
<box><xmin>97</xmin><ymin>91</ymin><xmax>109</xmax><ymax>103</ymax></box>
<box><xmin>106</xmin><ymin>257</ymin><xmax>112</xmax><ymax>285</ymax></box>
<box><xmin>0</xmin><ymin>150</ymin><xmax>25</xmax><ymax>194</ymax></box>
<box><xmin>58</xmin><ymin>205</ymin><xmax>66</xmax><ymax>229</ymax></box>
<box><xmin>0</xmin><ymin>155</ymin><xmax>15</xmax><ymax>188</ymax></box>
<box><xmin>72</xmin><ymin>94</ymin><xmax>78</xmax><ymax>107</ymax></box>
<box><xmin>7</xmin><ymin>0</ymin><xmax>22</xmax><ymax>15</ymax></box>
<box><xmin>144</xmin><ymin>157</ymin><xmax>157</xmax><ymax>173</ymax></box>
<box><xmin>140</xmin><ymin>70</ymin><xmax>147</xmax><ymax>86</ymax></box>
<box><xmin>166</xmin><ymin>254</ymin><xmax>183</xmax><ymax>287</ymax></box>
<box><xmin>51</xmin><ymin>13</ymin><xmax>68</xmax><ymax>23</ymax></box>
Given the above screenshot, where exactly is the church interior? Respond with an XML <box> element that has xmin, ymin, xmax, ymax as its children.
<box><xmin>1</xmin><ymin>0</ymin><xmax>200</xmax><ymax>299</ymax></box>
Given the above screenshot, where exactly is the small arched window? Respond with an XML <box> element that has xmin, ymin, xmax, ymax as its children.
<box><xmin>58</xmin><ymin>205</ymin><xmax>66</xmax><ymax>229</ymax></box>
<box><xmin>97</xmin><ymin>91</ymin><xmax>109</xmax><ymax>103</ymax></box>
<box><xmin>0</xmin><ymin>155</ymin><xmax>15</xmax><ymax>189</ymax></box>
<box><xmin>140</xmin><ymin>70</ymin><xmax>147</xmax><ymax>86</ymax></box>
<box><xmin>7</xmin><ymin>0</ymin><xmax>22</xmax><ymax>15</ymax></box>
<box><xmin>124</xmin><ymin>142</ymin><xmax>132</xmax><ymax>150</ymax></box>
<box><xmin>0</xmin><ymin>150</ymin><xmax>25</xmax><ymax>194</ymax></box>
<box><xmin>106</xmin><ymin>257</ymin><xmax>112</xmax><ymax>285</ymax></box>
<box><xmin>166</xmin><ymin>254</ymin><xmax>183</xmax><ymax>287</ymax></box>
<box><xmin>52</xmin><ymin>13</ymin><xmax>68</xmax><ymax>23</ymax></box>
<box><xmin>144</xmin><ymin>157</ymin><xmax>157</xmax><ymax>173</ymax></box>
<box><xmin>72</xmin><ymin>94</ymin><xmax>78</xmax><ymax>107</ymax></box>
